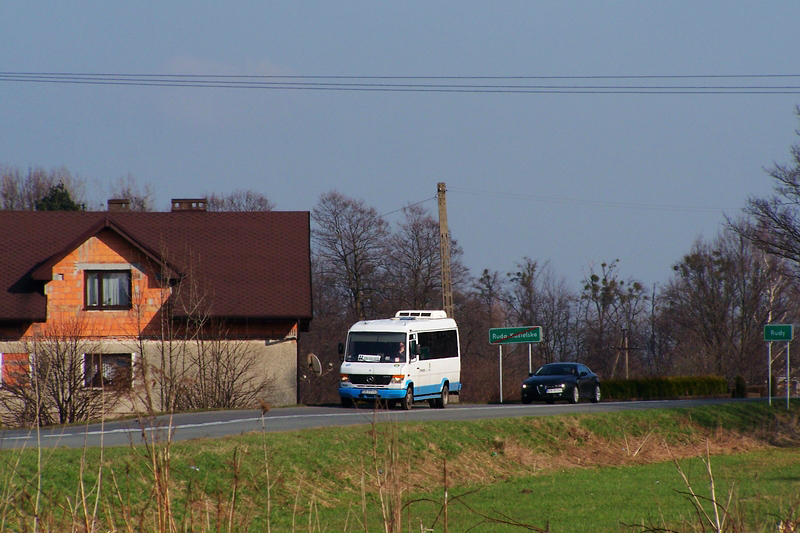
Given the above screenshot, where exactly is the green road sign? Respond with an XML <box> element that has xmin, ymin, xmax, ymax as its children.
<box><xmin>489</xmin><ymin>326</ymin><xmax>542</xmax><ymax>344</ymax></box>
<box><xmin>764</xmin><ymin>324</ymin><xmax>793</xmax><ymax>342</ymax></box>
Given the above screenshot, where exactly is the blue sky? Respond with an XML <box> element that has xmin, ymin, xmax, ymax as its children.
<box><xmin>2</xmin><ymin>2</ymin><xmax>800</xmax><ymax>290</ymax></box>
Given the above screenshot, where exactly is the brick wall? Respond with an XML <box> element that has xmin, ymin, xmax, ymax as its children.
<box><xmin>29</xmin><ymin>228</ymin><xmax>167</xmax><ymax>338</ymax></box>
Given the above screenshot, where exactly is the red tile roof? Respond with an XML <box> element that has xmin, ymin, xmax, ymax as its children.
<box><xmin>0</xmin><ymin>210</ymin><xmax>312</xmax><ymax>323</ymax></box>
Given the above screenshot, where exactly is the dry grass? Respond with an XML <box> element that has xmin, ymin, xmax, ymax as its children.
<box><xmin>323</xmin><ymin>417</ymin><xmax>772</xmax><ymax>498</ymax></box>
<box><xmin>2</xmin><ymin>403</ymin><xmax>798</xmax><ymax>532</ymax></box>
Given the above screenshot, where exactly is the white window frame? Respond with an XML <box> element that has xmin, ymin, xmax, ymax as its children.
<box><xmin>82</xmin><ymin>352</ymin><xmax>135</xmax><ymax>389</ymax></box>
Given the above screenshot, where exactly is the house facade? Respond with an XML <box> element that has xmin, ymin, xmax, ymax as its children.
<box><xmin>0</xmin><ymin>200</ymin><xmax>312</xmax><ymax>426</ymax></box>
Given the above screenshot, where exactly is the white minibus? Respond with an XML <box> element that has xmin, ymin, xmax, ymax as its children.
<box><xmin>338</xmin><ymin>310</ymin><xmax>461</xmax><ymax>409</ymax></box>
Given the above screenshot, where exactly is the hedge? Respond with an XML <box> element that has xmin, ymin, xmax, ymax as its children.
<box><xmin>602</xmin><ymin>375</ymin><xmax>728</xmax><ymax>400</ymax></box>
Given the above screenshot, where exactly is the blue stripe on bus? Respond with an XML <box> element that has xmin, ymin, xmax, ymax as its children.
<box><xmin>339</xmin><ymin>379</ymin><xmax>461</xmax><ymax>401</ymax></box>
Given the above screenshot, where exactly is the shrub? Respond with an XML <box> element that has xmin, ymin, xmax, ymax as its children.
<box><xmin>602</xmin><ymin>375</ymin><xmax>728</xmax><ymax>400</ymax></box>
<box><xmin>733</xmin><ymin>375</ymin><xmax>747</xmax><ymax>398</ymax></box>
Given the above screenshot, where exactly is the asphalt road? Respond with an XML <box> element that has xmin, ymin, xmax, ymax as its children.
<box><xmin>0</xmin><ymin>397</ymin><xmax>765</xmax><ymax>450</ymax></box>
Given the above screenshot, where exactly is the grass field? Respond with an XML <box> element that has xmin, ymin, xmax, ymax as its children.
<box><xmin>0</xmin><ymin>401</ymin><xmax>798</xmax><ymax>532</ymax></box>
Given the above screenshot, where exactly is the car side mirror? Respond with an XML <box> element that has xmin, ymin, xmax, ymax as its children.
<box><xmin>579</xmin><ymin>371</ymin><xmax>587</xmax><ymax>377</ymax></box>
<box><xmin>338</xmin><ymin>342</ymin><xmax>344</xmax><ymax>362</ymax></box>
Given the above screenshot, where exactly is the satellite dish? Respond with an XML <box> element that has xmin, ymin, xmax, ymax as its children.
<box><xmin>307</xmin><ymin>353</ymin><xmax>322</xmax><ymax>376</ymax></box>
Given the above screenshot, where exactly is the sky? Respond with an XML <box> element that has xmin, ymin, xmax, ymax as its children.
<box><xmin>3</xmin><ymin>2</ymin><xmax>800</xmax><ymax>292</ymax></box>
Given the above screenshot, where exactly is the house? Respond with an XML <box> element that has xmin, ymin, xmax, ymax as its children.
<box><xmin>0</xmin><ymin>199</ymin><xmax>312</xmax><ymax>425</ymax></box>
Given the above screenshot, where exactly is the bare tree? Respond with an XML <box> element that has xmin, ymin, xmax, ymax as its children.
<box><xmin>311</xmin><ymin>191</ymin><xmax>389</xmax><ymax>321</ymax></box>
<box><xmin>660</xmin><ymin>228</ymin><xmax>795</xmax><ymax>382</ymax></box>
<box><xmin>206</xmin><ymin>189</ymin><xmax>275</xmax><ymax>212</ymax></box>
<box><xmin>381</xmin><ymin>204</ymin><xmax>445</xmax><ymax>312</ymax></box>
<box><xmin>0</xmin><ymin>166</ymin><xmax>22</xmax><ymax>210</ymax></box>
<box><xmin>456</xmin><ymin>269</ymin><xmax>509</xmax><ymax>403</ymax></box>
<box><xmin>579</xmin><ymin>260</ymin><xmax>648</xmax><ymax>378</ymax></box>
<box><xmin>734</xmin><ymin>106</ymin><xmax>800</xmax><ymax>273</ymax></box>
<box><xmin>0</xmin><ymin>165</ymin><xmax>86</xmax><ymax>211</ymax></box>
<box><xmin>108</xmin><ymin>174</ymin><xmax>156</xmax><ymax>211</ymax></box>
<box><xmin>0</xmin><ymin>320</ymin><xmax>124</xmax><ymax>427</ymax></box>
<box><xmin>506</xmin><ymin>258</ymin><xmax>578</xmax><ymax>365</ymax></box>
<box><xmin>643</xmin><ymin>285</ymin><xmax>679</xmax><ymax>376</ymax></box>
<box><xmin>177</xmin><ymin>322</ymin><xmax>278</xmax><ymax>410</ymax></box>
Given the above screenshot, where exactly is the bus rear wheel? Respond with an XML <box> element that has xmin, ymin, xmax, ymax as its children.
<box><xmin>434</xmin><ymin>384</ymin><xmax>449</xmax><ymax>409</ymax></box>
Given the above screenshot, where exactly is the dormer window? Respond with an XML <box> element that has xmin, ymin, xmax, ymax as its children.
<box><xmin>85</xmin><ymin>270</ymin><xmax>131</xmax><ymax>309</ymax></box>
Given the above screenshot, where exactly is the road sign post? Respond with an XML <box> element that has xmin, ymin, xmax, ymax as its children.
<box><xmin>489</xmin><ymin>326</ymin><xmax>542</xmax><ymax>403</ymax></box>
<box><xmin>764</xmin><ymin>324</ymin><xmax>793</xmax><ymax>409</ymax></box>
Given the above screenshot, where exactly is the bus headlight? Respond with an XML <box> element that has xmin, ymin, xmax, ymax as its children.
<box><xmin>391</xmin><ymin>375</ymin><xmax>405</xmax><ymax>384</ymax></box>
<box><xmin>340</xmin><ymin>374</ymin><xmax>350</xmax><ymax>383</ymax></box>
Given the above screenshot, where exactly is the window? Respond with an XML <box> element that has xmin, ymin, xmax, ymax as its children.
<box><xmin>85</xmin><ymin>270</ymin><xmax>131</xmax><ymax>309</ymax></box>
<box><xmin>83</xmin><ymin>353</ymin><xmax>133</xmax><ymax>388</ymax></box>
<box><xmin>418</xmin><ymin>330</ymin><xmax>459</xmax><ymax>360</ymax></box>
<box><xmin>1</xmin><ymin>353</ymin><xmax>31</xmax><ymax>387</ymax></box>
<box><xmin>345</xmin><ymin>332</ymin><xmax>406</xmax><ymax>363</ymax></box>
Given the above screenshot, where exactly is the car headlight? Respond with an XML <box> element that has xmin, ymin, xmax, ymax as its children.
<box><xmin>522</xmin><ymin>383</ymin><xmax>528</xmax><ymax>389</ymax></box>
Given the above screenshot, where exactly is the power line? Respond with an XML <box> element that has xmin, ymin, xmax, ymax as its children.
<box><xmin>2</xmin><ymin>72</ymin><xmax>800</xmax><ymax>94</ymax></box>
<box><xmin>380</xmin><ymin>196</ymin><xmax>436</xmax><ymax>218</ymax></box>
<box><xmin>4</xmin><ymin>71</ymin><xmax>800</xmax><ymax>79</ymax></box>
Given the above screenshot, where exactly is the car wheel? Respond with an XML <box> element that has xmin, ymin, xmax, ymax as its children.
<box><xmin>569</xmin><ymin>385</ymin><xmax>580</xmax><ymax>404</ymax></box>
<box><xmin>434</xmin><ymin>384</ymin><xmax>449</xmax><ymax>408</ymax></box>
<box><xmin>591</xmin><ymin>384</ymin><xmax>601</xmax><ymax>403</ymax></box>
<box><xmin>341</xmin><ymin>397</ymin><xmax>353</xmax><ymax>408</ymax></box>
<box><xmin>401</xmin><ymin>386</ymin><xmax>414</xmax><ymax>410</ymax></box>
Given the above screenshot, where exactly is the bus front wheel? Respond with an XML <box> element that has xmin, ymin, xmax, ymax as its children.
<box><xmin>401</xmin><ymin>386</ymin><xmax>414</xmax><ymax>410</ymax></box>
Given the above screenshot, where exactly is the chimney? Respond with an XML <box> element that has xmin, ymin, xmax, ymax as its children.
<box><xmin>107</xmin><ymin>198</ymin><xmax>131</xmax><ymax>212</ymax></box>
<box><xmin>171</xmin><ymin>198</ymin><xmax>207</xmax><ymax>212</ymax></box>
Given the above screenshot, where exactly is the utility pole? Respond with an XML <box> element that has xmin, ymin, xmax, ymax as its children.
<box><xmin>623</xmin><ymin>326</ymin><xmax>629</xmax><ymax>380</ymax></box>
<box><xmin>438</xmin><ymin>182</ymin><xmax>454</xmax><ymax>318</ymax></box>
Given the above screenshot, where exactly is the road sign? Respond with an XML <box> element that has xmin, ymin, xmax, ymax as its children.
<box><xmin>489</xmin><ymin>326</ymin><xmax>542</xmax><ymax>344</ymax></box>
<box><xmin>764</xmin><ymin>324</ymin><xmax>793</xmax><ymax>342</ymax></box>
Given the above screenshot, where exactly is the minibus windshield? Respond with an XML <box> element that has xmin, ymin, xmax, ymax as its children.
<box><xmin>345</xmin><ymin>332</ymin><xmax>407</xmax><ymax>363</ymax></box>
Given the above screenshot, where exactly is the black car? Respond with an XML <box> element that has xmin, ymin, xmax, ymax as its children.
<box><xmin>521</xmin><ymin>362</ymin><xmax>600</xmax><ymax>404</ymax></box>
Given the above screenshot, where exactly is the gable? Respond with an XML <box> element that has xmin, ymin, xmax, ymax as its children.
<box><xmin>30</xmin><ymin>218</ymin><xmax>179</xmax><ymax>282</ymax></box>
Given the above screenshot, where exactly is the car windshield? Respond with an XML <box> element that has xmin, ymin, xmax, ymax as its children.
<box><xmin>534</xmin><ymin>364</ymin><xmax>576</xmax><ymax>376</ymax></box>
<box><xmin>345</xmin><ymin>332</ymin><xmax>407</xmax><ymax>363</ymax></box>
